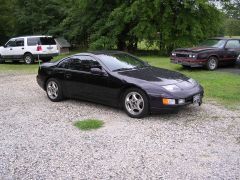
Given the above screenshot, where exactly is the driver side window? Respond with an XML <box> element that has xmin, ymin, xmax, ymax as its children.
<box><xmin>5</xmin><ymin>40</ymin><xmax>16</xmax><ymax>47</ymax></box>
<box><xmin>68</xmin><ymin>56</ymin><xmax>101</xmax><ymax>72</ymax></box>
<box><xmin>225</xmin><ymin>40</ymin><xmax>240</xmax><ymax>49</ymax></box>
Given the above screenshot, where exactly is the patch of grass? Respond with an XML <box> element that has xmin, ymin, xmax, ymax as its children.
<box><xmin>0</xmin><ymin>52</ymin><xmax>77</xmax><ymax>74</ymax></box>
<box><xmin>74</xmin><ymin>119</ymin><xmax>104</xmax><ymax>131</ymax></box>
<box><xmin>0</xmin><ymin>63</ymin><xmax>39</xmax><ymax>74</ymax></box>
<box><xmin>142</xmin><ymin>56</ymin><xmax>240</xmax><ymax>109</ymax></box>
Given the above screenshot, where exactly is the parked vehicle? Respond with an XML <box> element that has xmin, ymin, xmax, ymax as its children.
<box><xmin>171</xmin><ymin>38</ymin><xmax>240</xmax><ymax>70</ymax></box>
<box><xmin>0</xmin><ymin>36</ymin><xmax>59</xmax><ymax>64</ymax></box>
<box><xmin>37</xmin><ymin>51</ymin><xmax>204</xmax><ymax>118</ymax></box>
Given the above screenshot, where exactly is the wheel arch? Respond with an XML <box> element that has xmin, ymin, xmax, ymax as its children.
<box><xmin>23</xmin><ymin>52</ymin><xmax>33</xmax><ymax>56</ymax></box>
<box><xmin>207</xmin><ymin>54</ymin><xmax>219</xmax><ymax>61</ymax></box>
<box><xmin>118</xmin><ymin>84</ymin><xmax>150</xmax><ymax>108</ymax></box>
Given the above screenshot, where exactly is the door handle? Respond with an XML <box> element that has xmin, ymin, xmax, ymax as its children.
<box><xmin>22</xmin><ymin>48</ymin><xmax>24</xmax><ymax>50</ymax></box>
<box><xmin>10</xmin><ymin>48</ymin><xmax>12</xmax><ymax>50</ymax></box>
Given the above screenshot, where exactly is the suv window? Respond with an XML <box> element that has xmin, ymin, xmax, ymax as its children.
<box><xmin>5</xmin><ymin>40</ymin><xmax>16</xmax><ymax>47</ymax></box>
<box><xmin>15</xmin><ymin>38</ymin><xmax>24</xmax><ymax>47</ymax></box>
<box><xmin>40</xmin><ymin>37</ymin><xmax>56</xmax><ymax>45</ymax></box>
<box><xmin>27</xmin><ymin>37</ymin><xmax>40</xmax><ymax>46</ymax></box>
<box><xmin>68</xmin><ymin>56</ymin><xmax>101</xmax><ymax>72</ymax></box>
<box><xmin>225</xmin><ymin>40</ymin><xmax>240</xmax><ymax>49</ymax></box>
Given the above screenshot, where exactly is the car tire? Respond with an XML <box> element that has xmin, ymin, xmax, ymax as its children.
<box><xmin>206</xmin><ymin>56</ymin><xmax>218</xmax><ymax>70</ymax></box>
<box><xmin>24</xmin><ymin>53</ymin><xmax>34</xmax><ymax>64</ymax></box>
<box><xmin>182</xmin><ymin>65</ymin><xmax>190</xmax><ymax>69</ymax></box>
<box><xmin>46</xmin><ymin>78</ymin><xmax>63</xmax><ymax>102</ymax></box>
<box><xmin>123</xmin><ymin>88</ymin><xmax>149</xmax><ymax>118</ymax></box>
<box><xmin>0</xmin><ymin>55</ymin><xmax>5</xmax><ymax>64</ymax></box>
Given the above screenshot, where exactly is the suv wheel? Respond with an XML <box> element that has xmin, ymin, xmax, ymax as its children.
<box><xmin>46</xmin><ymin>78</ymin><xmax>63</xmax><ymax>102</ymax></box>
<box><xmin>207</xmin><ymin>56</ymin><xmax>218</xmax><ymax>70</ymax></box>
<box><xmin>24</xmin><ymin>53</ymin><xmax>34</xmax><ymax>64</ymax></box>
<box><xmin>0</xmin><ymin>56</ymin><xmax>5</xmax><ymax>64</ymax></box>
<box><xmin>123</xmin><ymin>88</ymin><xmax>149</xmax><ymax>118</ymax></box>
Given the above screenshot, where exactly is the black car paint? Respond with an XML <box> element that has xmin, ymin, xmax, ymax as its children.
<box><xmin>37</xmin><ymin>51</ymin><xmax>204</xmax><ymax>112</ymax></box>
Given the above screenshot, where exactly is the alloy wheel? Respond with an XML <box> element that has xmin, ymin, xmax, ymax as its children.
<box><xmin>125</xmin><ymin>92</ymin><xmax>144</xmax><ymax>116</ymax></box>
<box><xmin>25</xmin><ymin>56</ymin><xmax>32</xmax><ymax>64</ymax></box>
<box><xmin>47</xmin><ymin>81</ymin><xmax>59</xmax><ymax>100</ymax></box>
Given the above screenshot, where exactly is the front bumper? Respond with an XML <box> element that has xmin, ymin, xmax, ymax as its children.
<box><xmin>170</xmin><ymin>57</ymin><xmax>207</xmax><ymax>67</ymax></box>
<box><xmin>149</xmin><ymin>86</ymin><xmax>204</xmax><ymax>112</ymax></box>
<box><xmin>36</xmin><ymin>75</ymin><xmax>45</xmax><ymax>90</ymax></box>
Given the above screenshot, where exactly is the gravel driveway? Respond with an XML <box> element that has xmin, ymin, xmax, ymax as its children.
<box><xmin>0</xmin><ymin>74</ymin><xmax>240</xmax><ymax>179</ymax></box>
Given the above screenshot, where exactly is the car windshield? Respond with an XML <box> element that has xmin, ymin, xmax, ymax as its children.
<box><xmin>96</xmin><ymin>53</ymin><xmax>147</xmax><ymax>71</ymax></box>
<box><xmin>199</xmin><ymin>39</ymin><xmax>226</xmax><ymax>48</ymax></box>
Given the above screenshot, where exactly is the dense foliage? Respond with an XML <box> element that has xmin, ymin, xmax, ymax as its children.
<box><xmin>222</xmin><ymin>0</ymin><xmax>240</xmax><ymax>36</ymax></box>
<box><xmin>0</xmin><ymin>0</ymin><xmax>238</xmax><ymax>53</ymax></box>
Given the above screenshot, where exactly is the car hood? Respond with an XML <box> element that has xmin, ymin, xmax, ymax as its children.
<box><xmin>175</xmin><ymin>46</ymin><xmax>218</xmax><ymax>53</ymax></box>
<box><xmin>117</xmin><ymin>67</ymin><xmax>190</xmax><ymax>86</ymax></box>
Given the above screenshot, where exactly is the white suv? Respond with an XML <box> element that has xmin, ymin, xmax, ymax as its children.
<box><xmin>0</xmin><ymin>36</ymin><xmax>59</xmax><ymax>64</ymax></box>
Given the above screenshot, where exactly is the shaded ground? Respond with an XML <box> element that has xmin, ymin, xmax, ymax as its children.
<box><xmin>0</xmin><ymin>74</ymin><xmax>240</xmax><ymax>179</ymax></box>
<box><xmin>217</xmin><ymin>60</ymin><xmax>240</xmax><ymax>75</ymax></box>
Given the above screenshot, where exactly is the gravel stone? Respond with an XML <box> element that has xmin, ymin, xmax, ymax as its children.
<box><xmin>0</xmin><ymin>74</ymin><xmax>240</xmax><ymax>179</ymax></box>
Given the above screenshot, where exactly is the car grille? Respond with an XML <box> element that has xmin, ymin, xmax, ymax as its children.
<box><xmin>176</xmin><ymin>53</ymin><xmax>189</xmax><ymax>58</ymax></box>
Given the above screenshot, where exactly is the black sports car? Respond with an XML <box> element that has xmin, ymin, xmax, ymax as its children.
<box><xmin>37</xmin><ymin>51</ymin><xmax>204</xmax><ymax>118</ymax></box>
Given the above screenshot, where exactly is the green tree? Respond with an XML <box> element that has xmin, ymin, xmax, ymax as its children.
<box><xmin>0</xmin><ymin>0</ymin><xmax>15</xmax><ymax>44</ymax></box>
<box><xmin>222</xmin><ymin>0</ymin><xmax>240</xmax><ymax>19</ymax></box>
<box><xmin>89</xmin><ymin>0</ymin><xmax>223</xmax><ymax>53</ymax></box>
<box><xmin>14</xmin><ymin>0</ymin><xmax>66</xmax><ymax>36</ymax></box>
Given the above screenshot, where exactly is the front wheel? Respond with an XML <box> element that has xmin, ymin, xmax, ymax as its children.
<box><xmin>206</xmin><ymin>56</ymin><xmax>218</xmax><ymax>70</ymax></box>
<box><xmin>123</xmin><ymin>88</ymin><xmax>149</xmax><ymax>118</ymax></box>
<box><xmin>46</xmin><ymin>78</ymin><xmax>63</xmax><ymax>102</ymax></box>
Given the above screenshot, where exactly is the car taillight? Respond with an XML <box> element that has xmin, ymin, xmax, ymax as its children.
<box><xmin>37</xmin><ymin>45</ymin><xmax>42</xmax><ymax>51</ymax></box>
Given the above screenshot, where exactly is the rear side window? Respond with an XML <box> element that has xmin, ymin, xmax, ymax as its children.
<box><xmin>58</xmin><ymin>58</ymin><xmax>69</xmax><ymax>69</ymax></box>
<box><xmin>27</xmin><ymin>38</ymin><xmax>40</xmax><ymax>46</ymax></box>
<box><xmin>40</xmin><ymin>37</ymin><xmax>56</xmax><ymax>45</ymax></box>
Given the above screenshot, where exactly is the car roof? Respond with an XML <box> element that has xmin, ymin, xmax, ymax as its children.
<box><xmin>74</xmin><ymin>50</ymin><xmax>125</xmax><ymax>56</ymax></box>
<box><xmin>11</xmin><ymin>35</ymin><xmax>53</xmax><ymax>39</ymax></box>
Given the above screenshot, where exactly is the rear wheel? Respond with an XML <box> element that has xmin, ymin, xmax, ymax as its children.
<box><xmin>0</xmin><ymin>56</ymin><xmax>5</xmax><ymax>64</ymax></box>
<box><xmin>206</xmin><ymin>56</ymin><xmax>218</xmax><ymax>70</ymax></box>
<box><xmin>182</xmin><ymin>65</ymin><xmax>190</xmax><ymax>69</ymax></box>
<box><xmin>24</xmin><ymin>53</ymin><xmax>34</xmax><ymax>64</ymax></box>
<box><xmin>123</xmin><ymin>88</ymin><xmax>149</xmax><ymax>118</ymax></box>
<box><xmin>46</xmin><ymin>78</ymin><xmax>63</xmax><ymax>102</ymax></box>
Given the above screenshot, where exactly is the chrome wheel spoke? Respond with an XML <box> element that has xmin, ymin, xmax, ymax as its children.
<box><xmin>125</xmin><ymin>92</ymin><xmax>144</xmax><ymax>116</ymax></box>
<box><xmin>47</xmin><ymin>81</ymin><xmax>59</xmax><ymax>100</ymax></box>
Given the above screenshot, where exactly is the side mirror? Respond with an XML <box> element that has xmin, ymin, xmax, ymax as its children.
<box><xmin>90</xmin><ymin>67</ymin><xmax>104</xmax><ymax>75</ymax></box>
<box><xmin>3</xmin><ymin>45</ymin><xmax>7</xmax><ymax>48</ymax></box>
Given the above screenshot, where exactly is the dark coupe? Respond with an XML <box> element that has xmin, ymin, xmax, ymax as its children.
<box><xmin>37</xmin><ymin>51</ymin><xmax>204</xmax><ymax>118</ymax></box>
<box><xmin>171</xmin><ymin>38</ymin><xmax>240</xmax><ymax>70</ymax></box>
